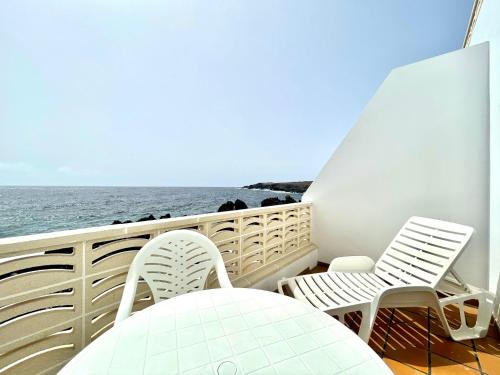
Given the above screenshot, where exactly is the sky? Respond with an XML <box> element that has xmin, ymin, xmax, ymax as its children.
<box><xmin>0</xmin><ymin>0</ymin><xmax>473</xmax><ymax>187</ymax></box>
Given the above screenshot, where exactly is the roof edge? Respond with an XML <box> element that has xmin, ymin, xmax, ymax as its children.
<box><xmin>463</xmin><ymin>0</ymin><xmax>484</xmax><ymax>47</ymax></box>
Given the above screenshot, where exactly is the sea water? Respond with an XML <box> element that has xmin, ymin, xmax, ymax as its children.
<box><xmin>0</xmin><ymin>186</ymin><xmax>302</xmax><ymax>238</ymax></box>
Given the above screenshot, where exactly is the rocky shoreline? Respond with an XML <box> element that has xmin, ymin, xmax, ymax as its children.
<box><xmin>111</xmin><ymin>193</ymin><xmax>301</xmax><ymax>224</ymax></box>
<box><xmin>242</xmin><ymin>181</ymin><xmax>312</xmax><ymax>194</ymax></box>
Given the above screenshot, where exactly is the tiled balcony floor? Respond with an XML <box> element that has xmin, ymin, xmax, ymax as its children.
<box><xmin>288</xmin><ymin>265</ymin><xmax>500</xmax><ymax>375</ymax></box>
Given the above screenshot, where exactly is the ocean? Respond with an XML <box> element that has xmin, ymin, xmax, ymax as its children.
<box><xmin>0</xmin><ymin>186</ymin><xmax>302</xmax><ymax>239</ymax></box>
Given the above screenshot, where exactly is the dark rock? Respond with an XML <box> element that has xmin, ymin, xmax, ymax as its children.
<box><xmin>261</xmin><ymin>197</ymin><xmax>283</xmax><ymax>207</ymax></box>
<box><xmin>123</xmin><ymin>220</ymin><xmax>132</xmax><ymax>224</ymax></box>
<box><xmin>111</xmin><ymin>220</ymin><xmax>122</xmax><ymax>225</ymax></box>
<box><xmin>242</xmin><ymin>181</ymin><xmax>312</xmax><ymax>193</ymax></box>
<box><xmin>261</xmin><ymin>195</ymin><xmax>297</xmax><ymax>207</ymax></box>
<box><xmin>218</xmin><ymin>201</ymin><xmax>235</xmax><ymax>212</ymax></box>
<box><xmin>160</xmin><ymin>214</ymin><xmax>171</xmax><ymax>219</ymax></box>
<box><xmin>137</xmin><ymin>214</ymin><xmax>156</xmax><ymax>222</ymax></box>
<box><xmin>234</xmin><ymin>199</ymin><xmax>248</xmax><ymax>210</ymax></box>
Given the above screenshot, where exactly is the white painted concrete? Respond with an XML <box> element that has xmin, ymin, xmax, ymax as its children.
<box><xmin>304</xmin><ymin>43</ymin><xmax>490</xmax><ymax>289</ymax></box>
<box><xmin>251</xmin><ymin>249</ymin><xmax>318</xmax><ymax>291</ymax></box>
<box><xmin>468</xmin><ymin>0</ymin><xmax>500</xmax><ymax>292</ymax></box>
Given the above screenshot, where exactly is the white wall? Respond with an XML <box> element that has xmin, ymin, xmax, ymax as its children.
<box><xmin>304</xmin><ymin>43</ymin><xmax>490</xmax><ymax>289</ymax></box>
<box><xmin>468</xmin><ymin>0</ymin><xmax>500</xmax><ymax>293</ymax></box>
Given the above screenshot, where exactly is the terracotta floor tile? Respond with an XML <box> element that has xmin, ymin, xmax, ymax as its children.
<box><xmin>462</xmin><ymin>303</ymin><xmax>480</xmax><ymax>315</ymax></box>
<box><xmin>428</xmin><ymin>307</ymin><xmax>441</xmax><ymax>321</ymax></box>
<box><xmin>383</xmin><ymin>358</ymin><xmax>426</xmax><ymax>374</ymax></box>
<box><xmin>399</xmin><ymin>307</ymin><xmax>429</xmax><ymax>318</ymax></box>
<box><xmin>369</xmin><ymin>320</ymin><xmax>389</xmax><ymax>355</ymax></box>
<box><xmin>430</xmin><ymin>353</ymin><xmax>480</xmax><ymax>374</ymax></box>
<box><xmin>487</xmin><ymin>321</ymin><xmax>500</xmax><ymax>339</ymax></box>
<box><xmin>399</xmin><ymin>306</ymin><xmax>441</xmax><ymax>321</ymax></box>
<box><xmin>475</xmin><ymin>336</ymin><xmax>500</xmax><ymax>358</ymax></box>
<box><xmin>441</xmin><ymin>304</ymin><xmax>463</xmax><ymax>329</ymax></box>
<box><xmin>376</xmin><ymin>308</ymin><xmax>393</xmax><ymax>326</ymax></box>
<box><xmin>430</xmin><ymin>319</ymin><xmax>451</xmax><ymax>338</ymax></box>
<box><xmin>387</xmin><ymin>323</ymin><xmax>428</xmax><ymax>350</ymax></box>
<box><xmin>430</xmin><ymin>332</ymin><xmax>473</xmax><ymax>348</ymax></box>
<box><xmin>384</xmin><ymin>346</ymin><xmax>429</xmax><ymax>373</ymax></box>
<box><xmin>344</xmin><ymin>311</ymin><xmax>362</xmax><ymax>334</ymax></box>
<box><xmin>430</xmin><ymin>336</ymin><xmax>479</xmax><ymax>369</ymax></box>
<box><xmin>476</xmin><ymin>350</ymin><xmax>500</xmax><ymax>375</ymax></box>
<box><xmin>300</xmin><ymin>264</ymin><xmax>328</xmax><ymax>275</ymax></box>
<box><xmin>429</xmin><ymin>319</ymin><xmax>475</xmax><ymax>347</ymax></box>
<box><xmin>393</xmin><ymin>309</ymin><xmax>429</xmax><ymax>326</ymax></box>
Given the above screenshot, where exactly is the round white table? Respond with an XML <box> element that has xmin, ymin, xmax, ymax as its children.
<box><xmin>60</xmin><ymin>288</ymin><xmax>392</xmax><ymax>375</ymax></box>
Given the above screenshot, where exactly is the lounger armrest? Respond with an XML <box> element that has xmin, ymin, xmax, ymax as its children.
<box><xmin>328</xmin><ymin>256</ymin><xmax>375</xmax><ymax>273</ymax></box>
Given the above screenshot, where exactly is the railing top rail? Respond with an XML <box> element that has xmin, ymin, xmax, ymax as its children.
<box><xmin>0</xmin><ymin>202</ymin><xmax>311</xmax><ymax>254</ymax></box>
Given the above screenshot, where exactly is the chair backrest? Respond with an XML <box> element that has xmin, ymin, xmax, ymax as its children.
<box><xmin>130</xmin><ymin>229</ymin><xmax>226</xmax><ymax>302</ymax></box>
<box><xmin>374</xmin><ymin>216</ymin><xmax>474</xmax><ymax>288</ymax></box>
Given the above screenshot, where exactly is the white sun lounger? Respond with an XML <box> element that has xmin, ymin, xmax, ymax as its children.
<box><xmin>278</xmin><ymin>216</ymin><xmax>495</xmax><ymax>342</ymax></box>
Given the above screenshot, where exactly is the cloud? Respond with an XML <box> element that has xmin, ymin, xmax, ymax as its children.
<box><xmin>0</xmin><ymin>161</ymin><xmax>34</xmax><ymax>172</ymax></box>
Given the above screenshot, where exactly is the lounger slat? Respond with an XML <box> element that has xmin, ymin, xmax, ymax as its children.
<box><xmin>303</xmin><ymin>275</ymin><xmax>339</xmax><ymax>306</ymax></box>
<box><xmin>296</xmin><ymin>277</ymin><xmax>330</xmax><ymax>309</ymax></box>
<box><xmin>390</xmin><ymin>241</ymin><xmax>450</xmax><ymax>264</ymax></box>
<box><xmin>374</xmin><ymin>267</ymin><xmax>414</xmax><ymax>286</ymax></box>
<box><xmin>404</xmin><ymin>222</ymin><xmax>467</xmax><ymax>242</ymax></box>
<box><xmin>394</xmin><ymin>235</ymin><xmax>456</xmax><ymax>259</ymax></box>
<box><xmin>314</xmin><ymin>273</ymin><xmax>356</xmax><ymax>304</ymax></box>
<box><xmin>310</xmin><ymin>274</ymin><xmax>343</xmax><ymax>305</ymax></box>
<box><xmin>327</xmin><ymin>273</ymin><xmax>364</xmax><ymax>303</ymax></box>
<box><xmin>384</xmin><ymin>248</ymin><xmax>444</xmax><ymax>275</ymax></box>
<box><xmin>399</xmin><ymin>229</ymin><xmax>462</xmax><ymax>251</ymax></box>
<box><xmin>322</xmin><ymin>274</ymin><xmax>374</xmax><ymax>304</ymax></box>
<box><xmin>287</xmin><ymin>277</ymin><xmax>306</xmax><ymax>299</ymax></box>
<box><xmin>378</xmin><ymin>255</ymin><xmax>435</xmax><ymax>284</ymax></box>
<box><xmin>408</xmin><ymin>217</ymin><xmax>472</xmax><ymax>236</ymax></box>
<box><xmin>351</xmin><ymin>273</ymin><xmax>381</xmax><ymax>294</ymax></box>
<box><xmin>344</xmin><ymin>273</ymin><xmax>378</xmax><ymax>297</ymax></box>
<box><xmin>349</xmin><ymin>272</ymin><xmax>379</xmax><ymax>296</ymax></box>
<box><xmin>361</xmin><ymin>273</ymin><xmax>392</xmax><ymax>288</ymax></box>
<box><xmin>336</xmin><ymin>273</ymin><xmax>376</xmax><ymax>299</ymax></box>
<box><xmin>318</xmin><ymin>273</ymin><xmax>351</xmax><ymax>304</ymax></box>
<box><xmin>288</xmin><ymin>277</ymin><xmax>322</xmax><ymax>309</ymax></box>
<box><xmin>329</xmin><ymin>272</ymin><xmax>371</xmax><ymax>300</ymax></box>
<box><xmin>377</xmin><ymin>259</ymin><xmax>432</xmax><ymax>285</ymax></box>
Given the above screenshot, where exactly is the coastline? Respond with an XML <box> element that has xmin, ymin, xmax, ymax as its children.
<box><xmin>241</xmin><ymin>187</ymin><xmax>298</xmax><ymax>194</ymax></box>
<box><xmin>241</xmin><ymin>181</ymin><xmax>312</xmax><ymax>194</ymax></box>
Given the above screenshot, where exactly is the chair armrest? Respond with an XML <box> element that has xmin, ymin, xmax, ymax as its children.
<box><xmin>328</xmin><ymin>256</ymin><xmax>375</xmax><ymax>273</ymax></box>
<box><xmin>215</xmin><ymin>258</ymin><xmax>233</xmax><ymax>288</ymax></box>
<box><xmin>114</xmin><ymin>271</ymin><xmax>139</xmax><ymax>326</ymax></box>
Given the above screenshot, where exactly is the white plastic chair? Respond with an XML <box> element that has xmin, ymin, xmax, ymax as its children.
<box><xmin>115</xmin><ymin>229</ymin><xmax>232</xmax><ymax>325</ymax></box>
<box><xmin>278</xmin><ymin>216</ymin><xmax>495</xmax><ymax>342</ymax></box>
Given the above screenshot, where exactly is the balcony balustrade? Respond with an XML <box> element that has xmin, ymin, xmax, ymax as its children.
<box><xmin>0</xmin><ymin>202</ymin><xmax>314</xmax><ymax>374</ymax></box>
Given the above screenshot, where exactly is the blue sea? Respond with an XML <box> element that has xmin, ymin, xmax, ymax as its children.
<box><xmin>0</xmin><ymin>186</ymin><xmax>302</xmax><ymax>238</ymax></box>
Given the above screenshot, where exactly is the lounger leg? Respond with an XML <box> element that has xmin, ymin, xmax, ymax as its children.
<box><xmin>277</xmin><ymin>278</ymin><xmax>287</xmax><ymax>295</ymax></box>
<box><xmin>339</xmin><ymin>313</ymin><xmax>345</xmax><ymax>324</ymax></box>
<box><xmin>437</xmin><ymin>290</ymin><xmax>495</xmax><ymax>340</ymax></box>
<box><xmin>430</xmin><ymin>298</ymin><xmax>451</xmax><ymax>337</ymax></box>
<box><xmin>358</xmin><ymin>305</ymin><xmax>376</xmax><ymax>343</ymax></box>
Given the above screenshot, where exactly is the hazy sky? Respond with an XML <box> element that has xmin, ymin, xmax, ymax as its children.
<box><xmin>0</xmin><ymin>0</ymin><xmax>473</xmax><ymax>187</ymax></box>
